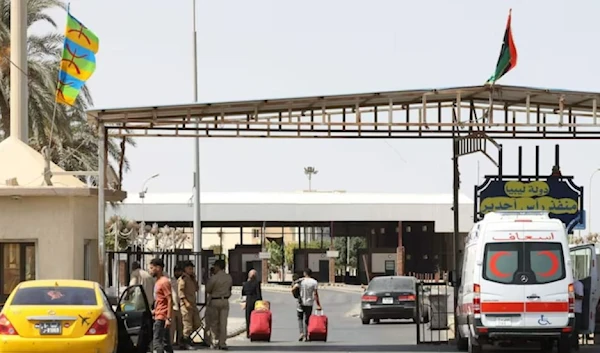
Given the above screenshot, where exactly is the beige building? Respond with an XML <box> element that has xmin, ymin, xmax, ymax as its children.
<box><xmin>0</xmin><ymin>137</ymin><xmax>124</xmax><ymax>302</ymax></box>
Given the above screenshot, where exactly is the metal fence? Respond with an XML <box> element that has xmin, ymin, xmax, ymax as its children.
<box><xmin>105</xmin><ymin>250</ymin><xmax>206</xmax><ymax>300</ymax></box>
<box><xmin>415</xmin><ymin>281</ymin><xmax>453</xmax><ymax>345</ymax></box>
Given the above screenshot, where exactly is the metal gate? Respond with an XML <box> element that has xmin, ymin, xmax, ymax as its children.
<box><xmin>415</xmin><ymin>280</ymin><xmax>453</xmax><ymax>344</ymax></box>
<box><xmin>105</xmin><ymin>250</ymin><xmax>206</xmax><ymax>295</ymax></box>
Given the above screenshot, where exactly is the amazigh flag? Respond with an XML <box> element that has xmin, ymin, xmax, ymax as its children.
<box><xmin>56</xmin><ymin>8</ymin><xmax>99</xmax><ymax>106</ymax></box>
<box><xmin>487</xmin><ymin>9</ymin><xmax>517</xmax><ymax>84</ymax></box>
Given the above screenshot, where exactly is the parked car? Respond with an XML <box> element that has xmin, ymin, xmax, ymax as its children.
<box><xmin>0</xmin><ymin>279</ymin><xmax>152</xmax><ymax>353</ymax></box>
<box><xmin>360</xmin><ymin>275</ymin><xmax>429</xmax><ymax>324</ymax></box>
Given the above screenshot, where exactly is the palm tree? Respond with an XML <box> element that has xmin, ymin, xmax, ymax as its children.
<box><xmin>0</xmin><ymin>0</ymin><xmax>133</xmax><ymax>186</ymax></box>
<box><xmin>303</xmin><ymin>166</ymin><xmax>318</xmax><ymax>191</ymax></box>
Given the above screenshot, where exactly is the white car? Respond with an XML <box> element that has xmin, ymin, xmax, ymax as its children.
<box><xmin>452</xmin><ymin>211</ymin><xmax>598</xmax><ymax>353</ymax></box>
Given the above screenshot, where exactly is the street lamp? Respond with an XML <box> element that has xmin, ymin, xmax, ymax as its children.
<box><xmin>589</xmin><ymin>169</ymin><xmax>600</xmax><ymax>232</ymax></box>
<box><xmin>139</xmin><ymin>173</ymin><xmax>159</xmax><ymax>252</ymax></box>
<box><xmin>304</xmin><ymin>166</ymin><xmax>318</xmax><ymax>191</ymax></box>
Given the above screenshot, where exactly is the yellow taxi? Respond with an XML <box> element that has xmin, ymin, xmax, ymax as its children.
<box><xmin>0</xmin><ymin>279</ymin><xmax>153</xmax><ymax>353</ymax></box>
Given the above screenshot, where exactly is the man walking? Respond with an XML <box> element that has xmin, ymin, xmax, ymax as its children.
<box><xmin>178</xmin><ymin>261</ymin><xmax>200</xmax><ymax>350</ymax></box>
<box><xmin>206</xmin><ymin>259</ymin><xmax>233</xmax><ymax>350</ymax></box>
<box><xmin>130</xmin><ymin>261</ymin><xmax>155</xmax><ymax>308</ymax></box>
<box><xmin>292</xmin><ymin>268</ymin><xmax>321</xmax><ymax>342</ymax></box>
<box><xmin>170</xmin><ymin>264</ymin><xmax>184</xmax><ymax>349</ymax></box>
<box><xmin>149</xmin><ymin>258</ymin><xmax>174</xmax><ymax>353</ymax></box>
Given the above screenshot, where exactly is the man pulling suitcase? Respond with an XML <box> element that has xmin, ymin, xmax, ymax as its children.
<box><xmin>291</xmin><ymin>268</ymin><xmax>322</xmax><ymax>342</ymax></box>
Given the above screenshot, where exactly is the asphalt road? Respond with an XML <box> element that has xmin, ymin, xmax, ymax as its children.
<box><xmin>174</xmin><ymin>288</ymin><xmax>597</xmax><ymax>353</ymax></box>
<box><xmin>192</xmin><ymin>288</ymin><xmax>427</xmax><ymax>352</ymax></box>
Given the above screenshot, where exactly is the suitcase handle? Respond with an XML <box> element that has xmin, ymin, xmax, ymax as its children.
<box><xmin>314</xmin><ymin>309</ymin><xmax>324</xmax><ymax>316</ymax></box>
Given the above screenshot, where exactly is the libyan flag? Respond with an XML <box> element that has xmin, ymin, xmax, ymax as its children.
<box><xmin>487</xmin><ymin>9</ymin><xmax>518</xmax><ymax>84</ymax></box>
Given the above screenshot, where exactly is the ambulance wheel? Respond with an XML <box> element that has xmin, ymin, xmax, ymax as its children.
<box><xmin>557</xmin><ymin>337</ymin><xmax>571</xmax><ymax>353</ymax></box>
<box><xmin>540</xmin><ymin>339</ymin><xmax>553</xmax><ymax>352</ymax></box>
<box><xmin>456</xmin><ymin>330</ymin><xmax>468</xmax><ymax>351</ymax></box>
<box><xmin>468</xmin><ymin>334</ymin><xmax>482</xmax><ymax>353</ymax></box>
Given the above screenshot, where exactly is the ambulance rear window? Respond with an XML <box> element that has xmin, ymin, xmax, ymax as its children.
<box><xmin>483</xmin><ymin>242</ymin><xmax>565</xmax><ymax>285</ymax></box>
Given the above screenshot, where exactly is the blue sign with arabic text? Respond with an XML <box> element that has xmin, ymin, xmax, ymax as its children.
<box><xmin>475</xmin><ymin>177</ymin><xmax>584</xmax><ymax>232</ymax></box>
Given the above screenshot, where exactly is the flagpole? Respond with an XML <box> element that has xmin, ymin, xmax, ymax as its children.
<box><xmin>192</xmin><ymin>0</ymin><xmax>203</xmax><ymax>305</ymax></box>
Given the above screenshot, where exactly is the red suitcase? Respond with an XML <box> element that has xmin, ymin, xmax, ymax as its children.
<box><xmin>307</xmin><ymin>310</ymin><xmax>328</xmax><ymax>342</ymax></box>
<box><xmin>249</xmin><ymin>310</ymin><xmax>272</xmax><ymax>342</ymax></box>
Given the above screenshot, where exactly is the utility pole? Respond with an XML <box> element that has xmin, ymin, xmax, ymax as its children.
<box><xmin>191</xmin><ymin>0</ymin><xmax>204</xmax><ymax>313</ymax></box>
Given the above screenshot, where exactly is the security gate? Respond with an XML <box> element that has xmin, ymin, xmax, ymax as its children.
<box><xmin>415</xmin><ymin>281</ymin><xmax>453</xmax><ymax>344</ymax></box>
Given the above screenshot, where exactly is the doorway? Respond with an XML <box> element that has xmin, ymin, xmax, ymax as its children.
<box><xmin>246</xmin><ymin>260</ymin><xmax>262</xmax><ymax>282</ymax></box>
<box><xmin>0</xmin><ymin>242</ymin><xmax>36</xmax><ymax>302</ymax></box>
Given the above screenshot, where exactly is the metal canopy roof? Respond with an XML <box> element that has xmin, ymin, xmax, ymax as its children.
<box><xmin>88</xmin><ymin>84</ymin><xmax>600</xmax><ymax>139</ymax></box>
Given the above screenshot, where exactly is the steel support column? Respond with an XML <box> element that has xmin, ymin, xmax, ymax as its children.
<box><xmin>329</xmin><ymin>221</ymin><xmax>335</xmax><ymax>284</ymax></box>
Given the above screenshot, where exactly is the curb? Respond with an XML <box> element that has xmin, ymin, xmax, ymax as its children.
<box><xmin>227</xmin><ymin>325</ymin><xmax>246</xmax><ymax>338</ymax></box>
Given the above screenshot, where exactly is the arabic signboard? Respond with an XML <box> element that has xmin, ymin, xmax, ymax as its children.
<box><xmin>475</xmin><ymin>177</ymin><xmax>583</xmax><ymax>232</ymax></box>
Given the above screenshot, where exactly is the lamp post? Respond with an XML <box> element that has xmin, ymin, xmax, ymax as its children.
<box><xmin>139</xmin><ymin>173</ymin><xmax>159</xmax><ymax>252</ymax></box>
<box><xmin>304</xmin><ymin>166</ymin><xmax>318</xmax><ymax>191</ymax></box>
<box><xmin>589</xmin><ymin>169</ymin><xmax>600</xmax><ymax>232</ymax></box>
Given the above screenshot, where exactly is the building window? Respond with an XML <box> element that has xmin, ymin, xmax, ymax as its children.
<box><xmin>1</xmin><ymin>243</ymin><xmax>36</xmax><ymax>301</ymax></box>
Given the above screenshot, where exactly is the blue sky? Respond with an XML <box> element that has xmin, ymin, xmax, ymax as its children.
<box><xmin>45</xmin><ymin>0</ymin><xmax>600</xmax><ymax>232</ymax></box>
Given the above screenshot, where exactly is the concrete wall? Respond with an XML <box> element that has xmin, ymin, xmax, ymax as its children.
<box><xmin>308</xmin><ymin>252</ymin><xmax>327</xmax><ymax>272</ymax></box>
<box><xmin>0</xmin><ymin>196</ymin><xmax>98</xmax><ymax>283</ymax></box>
<box><xmin>372</xmin><ymin>252</ymin><xmax>396</xmax><ymax>273</ymax></box>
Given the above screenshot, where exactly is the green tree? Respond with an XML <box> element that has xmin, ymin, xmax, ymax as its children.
<box><xmin>266</xmin><ymin>240</ymin><xmax>283</xmax><ymax>274</ymax></box>
<box><xmin>283</xmin><ymin>240</ymin><xmax>322</xmax><ymax>270</ymax></box>
<box><xmin>0</xmin><ymin>0</ymin><xmax>133</xmax><ymax>184</ymax></box>
<box><xmin>333</xmin><ymin>237</ymin><xmax>366</xmax><ymax>270</ymax></box>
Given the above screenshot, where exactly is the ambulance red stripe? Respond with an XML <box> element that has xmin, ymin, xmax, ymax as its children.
<box><xmin>480</xmin><ymin>302</ymin><xmax>569</xmax><ymax>313</ymax></box>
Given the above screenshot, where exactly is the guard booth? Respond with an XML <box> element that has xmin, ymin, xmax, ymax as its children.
<box><xmin>228</xmin><ymin>244</ymin><xmax>262</xmax><ymax>285</ymax></box>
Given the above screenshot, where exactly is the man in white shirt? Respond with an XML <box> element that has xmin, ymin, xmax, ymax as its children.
<box><xmin>572</xmin><ymin>277</ymin><xmax>584</xmax><ymax>351</ymax></box>
<box><xmin>129</xmin><ymin>261</ymin><xmax>155</xmax><ymax>308</ymax></box>
<box><xmin>169</xmin><ymin>265</ymin><xmax>184</xmax><ymax>348</ymax></box>
<box><xmin>291</xmin><ymin>268</ymin><xmax>321</xmax><ymax>341</ymax></box>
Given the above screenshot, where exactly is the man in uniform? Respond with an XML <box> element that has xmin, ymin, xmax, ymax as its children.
<box><xmin>178</xmin><ymin>261</ymin><xmax>200</xmax><ymax>350</ymax></box>
<box><xmin>206</xmin><ymin>260</ymin><xmax>233</xmax><ymax>350</ymax></box>
<box><xmin>170</xmin><ymin>264</ymin><xmax>184</xmax><ymax>349</ymax></box>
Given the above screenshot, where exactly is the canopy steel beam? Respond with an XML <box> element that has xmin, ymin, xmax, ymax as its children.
<box><xmin>88</xmin><ymin>85</ymin><xmax>600</xmax><ymax>140</ymax></box>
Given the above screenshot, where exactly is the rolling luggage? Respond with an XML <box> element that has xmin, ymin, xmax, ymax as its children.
<box><xmin>307</xmin><ymin>310</ymin><xmax>328</xmax><ymax>342</ymax></box>
<box><xmin>254</xmin><ymin>300</ymin><xmax>270</xmax><ymax>311</ymax></box>
<box><xmin>249</xmin><ymin>310</ymin><xmax>272</xmax><ymax>342</ymax></box>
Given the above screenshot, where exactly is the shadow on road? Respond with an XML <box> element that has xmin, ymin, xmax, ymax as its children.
<box><xmin>369</xmin><ymin>321</ymin><xmax>413</xmax><ymax>325</ymax></box>
<box><xmin>227</xmin><ymin>344</ymin><xmax>452</xmax><ymax>352</ymax></box>
<box><xmin>227</xmin><ymin>343</ymin><xmax>598</xmax><ymax>352</ymax></box>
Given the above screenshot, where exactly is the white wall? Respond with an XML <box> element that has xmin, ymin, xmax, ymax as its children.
<box><xmin>308</xmin><ymin>252</ymin><xmax>327</xmax><ymax>272</ymax></box>
<box><xmin>372</xmin><ymin>252</ymin><xmax>396</xmax><ymax>273</ymax></box>
<box><xmin>111</xmin><ymin>202</ymin><xmax>474</xmax><ymax>233</ymax></box>
<box><xmin>241</xmin><ymin>253</ymin><xmax>260</xmax><ymax>272</ymax></box>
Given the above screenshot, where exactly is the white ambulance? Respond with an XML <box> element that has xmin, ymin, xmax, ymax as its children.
<box><xmin>453</xmin><ymin>211</ymin><xmax>598</xmax><ymax>353</ymax></box>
